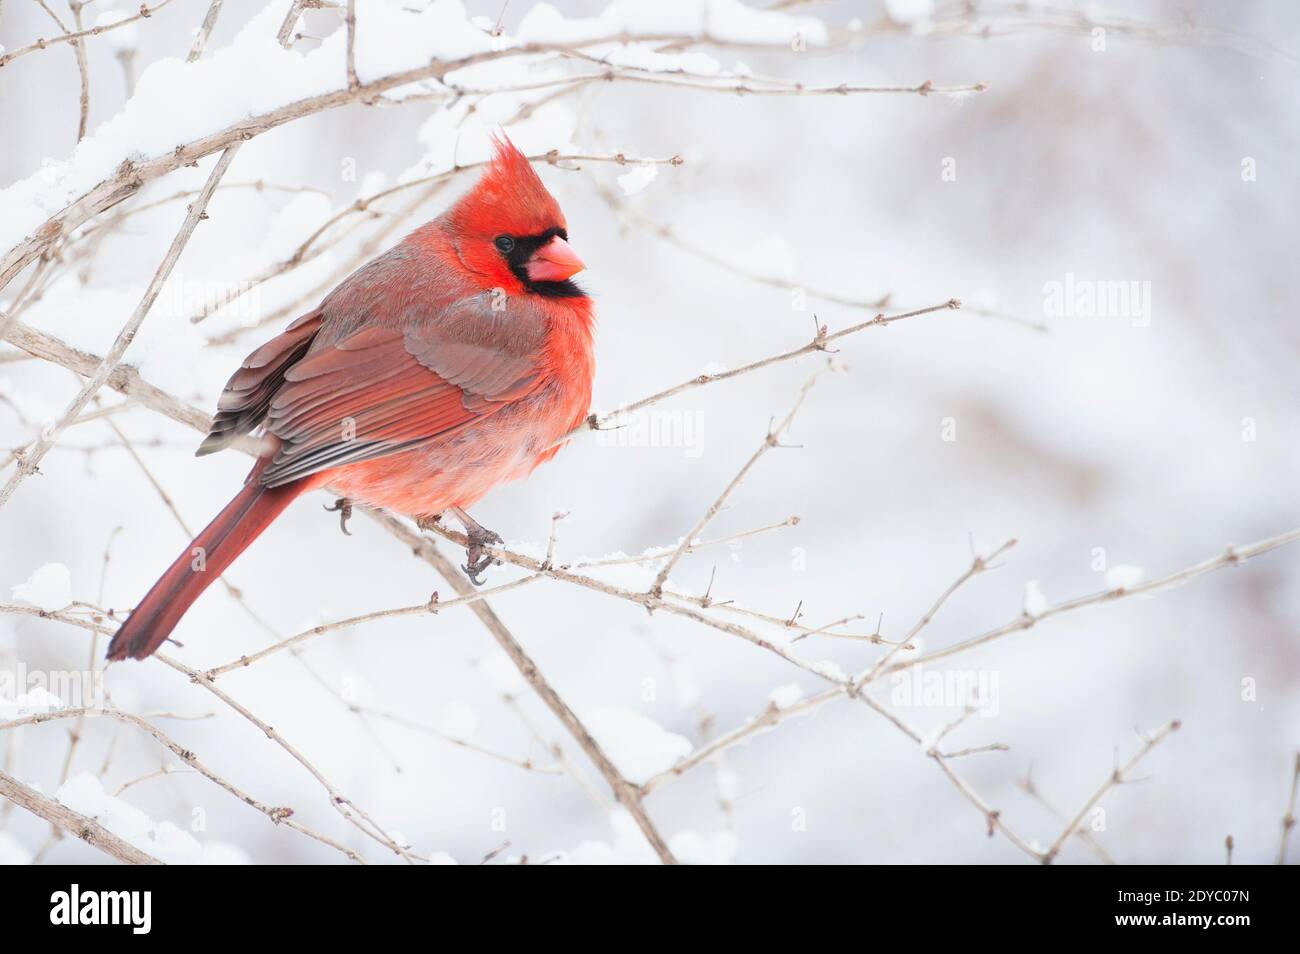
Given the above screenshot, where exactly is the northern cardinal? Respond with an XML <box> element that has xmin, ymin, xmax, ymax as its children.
<box><xmin>106</xmin><ymin>134</ymin><xmax>593</xmax><ymax>661</ymax></box>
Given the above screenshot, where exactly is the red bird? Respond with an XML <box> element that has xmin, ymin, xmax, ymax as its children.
<box><xmin>107</xmin><ymin>135</ymin><xmax>593</xmax><ymax>661</ymax></box>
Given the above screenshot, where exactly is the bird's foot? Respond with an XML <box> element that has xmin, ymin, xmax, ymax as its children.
<box><xmin>450</xmin><ymin>507</ymin><xmax>502</xmax><ymax>585</ymax></box>
<box><xmin>463</xmin><ymin>525</ymin><xmax>503</xmax><ymax>586</ymax></box>
<box><xmin>324</xmin><ymin>497</ymin><xmax>353</xmax><ymax>536</ymax></box>
<box><xmin>415</xmin><ymin>512</ymin><xmax>442</xmax><ymax>533</ymax></box>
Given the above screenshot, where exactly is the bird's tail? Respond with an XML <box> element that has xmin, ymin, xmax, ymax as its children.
<box><xmin>107</xmin><ymin>465</ymin><xmax>316</xmax><ymax>661</ymax></box>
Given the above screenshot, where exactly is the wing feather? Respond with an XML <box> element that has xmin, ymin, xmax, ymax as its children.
<box><xmin>196</xmin><ymin>267</ymin><xmax>552</xmax><ymax>486</ymax></box>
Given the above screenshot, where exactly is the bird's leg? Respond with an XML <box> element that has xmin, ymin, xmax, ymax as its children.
<box><xmin>449</xmin><ymin>506</ymin><xmax>503</xmax><ymax>586</ymax></box>
<box><xmin>323</xmin><ymin>497</ymin><xmax>353</xmax><ymax>536</ymax></box>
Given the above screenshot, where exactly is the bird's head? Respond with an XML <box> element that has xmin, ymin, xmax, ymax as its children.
<box><xmin>443</xmin><ymin>132</ymin><xmax>587</xmax><ymax>298</ymax></box>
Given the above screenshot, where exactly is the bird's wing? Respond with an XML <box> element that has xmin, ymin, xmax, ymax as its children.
<box><xmin>263</xmin><ymin>315</ymin><xmax>545</xmax><ymax>485</ymax></box>
<box><xmin>197</xmin><ymin>309</ymin><xmax>324</xmax><ymax>457</ymax></box>
<box><xmin>198</xmin><ymin>290</ymin><xmax>550</xmax><ymax>487</ymax></box>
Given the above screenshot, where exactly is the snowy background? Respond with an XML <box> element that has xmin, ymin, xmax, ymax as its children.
<box><xmin>2</xmin><ymin>0</ymin><xmax>1298</xmax><ymax>864</ymax></box>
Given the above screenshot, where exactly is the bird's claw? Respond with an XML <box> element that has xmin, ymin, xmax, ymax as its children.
<box><xmin>416</xmin><ymin>508</ymin><xmax>501</xmax><ymax>584</ymax></box>
<box><xmin>324</xmin><ymin>497</ymin><xmax>353</xmax><ymax>536</ymax></box>
<box><xmin>462</xmin><ymin>526</ymin><xmax>503</xmax><ymax>586</ymax></box>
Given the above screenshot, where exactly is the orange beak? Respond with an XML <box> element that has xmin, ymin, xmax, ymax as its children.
<box><xmin>525</xmin><ymin>235</ymin><xmax>585</xmax><ymax>283</ymax></box>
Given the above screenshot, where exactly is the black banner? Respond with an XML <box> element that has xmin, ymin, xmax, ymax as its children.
<box><xmin>6</xmin><ymin>863</ymin><xmax>1286</xmax><ymax>940</ymax></box>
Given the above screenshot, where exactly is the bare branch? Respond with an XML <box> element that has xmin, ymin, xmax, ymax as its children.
<box><xmin>276</xmin><ymin>0</ymin><xmax>308</xmax><ymax>47</ymax></box>
<box><xmin>1017</xmin><ymin>767</ymin><xmax>1116</xmax><ymax>865</ymax></box>
<box><xmin>0</xmin><ymin>0</ymin><xmax>179</xmax><ymax>68</ymax></box>
<box><xmin>886</xmin><ymin>531</ymin><xmax>1300</xmax><ymax>676</ymax></box>
<box><xmin>566</xmin><ymin>300</ymin><xmax>960</xmax><ymax>445</ymax></box>
<box><xmin>648</xmin><ymin>373</ymin><xmax>820</xmax><ymax>598</ymax></box>
<box><xmin>361</xmin><ymin>510</ymin><xmax>679</xmax><ymax>865</ymax></box>
<box><xmin>855</xmin><ymin>539</ymin><xmax>1017</xmax><ymax>690</ymax></box>
<box><xmin>203</xmin><ymin>574</ymin><xmax>541</xmax><ymax>676</ymax></box>
<box><xmin>187</xmin><ymin>0</ymin><xmax>225</xmax><ymax>62</ymax></box>
<box><xmin>345</xmin><ymin>0</ymin><xmax>358</xmax><ymax>90</ymax></box>
<box><xmin>1279</xmin><ymin>751</ymin><xmax>1300</xmax><ymax>865</ymax></box>
<box><xmin>1041</xmin><ymin>720</ymin><xmax>1181</xmax><ymax>865</ymax></box>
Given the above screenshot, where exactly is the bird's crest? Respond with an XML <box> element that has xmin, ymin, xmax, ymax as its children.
<box><xmin>448</xmin><ymin>131</ymin><xmax>566</xmax><ymax>238</ymax></box>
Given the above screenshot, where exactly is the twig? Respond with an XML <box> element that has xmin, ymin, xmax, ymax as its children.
<box><xmin>3</xmin><ymin>318</ymin><xmax>249</xmax><ymax>437</ymax></box>
<box><xmin>276</xmin><ymin>0</ymin><xmax>307</xmax><ymax>47</ymax></box>
<box><xmin>190</xmin><ymin>151</ymin><xmax>681</xmax><ymax>328</ymax></box>
<box><xmin>885</xmin><ymin>531</ymin><xmax>1300</xmax><ymax>676</ymax></box>
<box><xmin>1017</xmin><ymin>766</ymin><xmax>1115</xmax><ymax>865</ymax></box>
<box><xmin>345</xmin><ymin>0</ymin><xmax>358</xmax><ymax>89</ymax></box>
<box><xmin>436</xmin><ymin>70</ymin><xmax>988</xmax><ymax>102</ymax></box>
<box><xmin>67</xmin><ymin>1</ymin><xmax>91</xmax><ymax>141</ymax></box>
<box><xmin>355</xmin><ymin>705</ymin><xmax>563</xmax><ymax>775</ymax></box>
<box><xmin>908</xmin><ymin>0</ymin><xmax>1300</xmax><ymax>67</ymax></box>
<box><xmin>649</xmin><ymin>373</ymin><xmax>820</xmax><ymax>597</ymax></box>
<box><xmin>1279</xmin><ymin>751</ymin><xmax>1300</xmax><ymax>865</ymax></box>
<box><xmin>0</xmin><ymin>0</ymin><xmax>178</xmax><ymax>68</ymax></box>
<box><xmin>151</xmin><ymin>652</ymin><xmax>420</xmax><ymax>862</ymax></box>
<box><xmin>187</xmin><ymin>0</ymin><xmax>225</xmax><ymax>62</ymax></box>
<box><xmin>594</xmin><ymin>181</ymin><xmax>1045</xmax><ymax>333</ymax></box>
<box><xmin>203</xmin><ymin>574</ymin><xmax>542</xmax><ymax>676</ymax></box>
<box><xmin>1041</xmin><ymin>720</ymin><xmax>1181</xmax><ymax>865</ymax></box>
<box><xmin>364</xmin><ymin>511</ymin><xmax>679</xmax><ymax>865</ymax></box>
<box><xmin>570</xmin><ymin>517</ymin><xmax>796</xmax><ymax>569</ymax></box>
<box><xmin>0</xmin><ymin>31</ymin><xmax>978</xmax><ymax>296</ymax></box>
<box><xmin>642</xmin><ymin>690</ymin><xmax>837</xmax><ymax>794</ymax></box>
<box><xmin>0</xmin><ymin>144</ymin><xmax>241</xmax><ymax>512</ymax></box>
<box><xmin>855</xmin><ymin>539</ymin><xmax>1016</xmax><ymax>691</ymax></box>
<box><xmin>0</xmin><ymin>707</ymin><xmax>365</xmax><ymax>862</ymax></box>
<box><xmin>417</xmin><ymin>517</ymin><xmax>850</xmax><ymax>684</ymax></box>
<box><xmin>0</xmin><ymin>767</ymin><xmax>162</xmax><ymax>864</ymax></box>
<box><xmin>564</xmin><ymin>300</ymin><xmax>959</xmax><ymax>446</ymax></box>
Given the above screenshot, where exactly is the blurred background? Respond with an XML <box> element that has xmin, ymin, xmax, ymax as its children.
<box><xmin>1</xmin><ymin>0</ymin><xmax>1297</xmax><ymax>864</ymax></box>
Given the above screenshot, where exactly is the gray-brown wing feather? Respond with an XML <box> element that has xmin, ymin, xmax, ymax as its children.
<box><xmin>257</xmin><ymin>311</ymin><xmax>544</xmax><ymax>485</ymax></box>
<box><xmin>197</xmin><ymin>243</ymin><xmax>551</xmax><ymax>485</ymax></box>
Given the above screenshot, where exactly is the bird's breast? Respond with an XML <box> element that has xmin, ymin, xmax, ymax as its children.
<box><xmin>327</xmin><ymin>364</ymin><xmax>591</xmax><ymax>518</ymax></box>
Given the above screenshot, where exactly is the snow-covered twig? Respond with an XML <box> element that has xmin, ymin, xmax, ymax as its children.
<box><xmin>188</xmin><ymin>151</ymin><xmax>684</xmax><ymax>328</ymax></box>
<box><xmin>0</xmin><ymin>767</ymin><xmax>162</xmax><ymax>865</ymax></box>
<box><xmin>0</xmin><ymin>26</ymin><xmax>968</xmax><ymax>296</ymax></box>
<box><xmin>1</xmin><ymin>705</ymin><xmax>366</xmax><ymax>863</ymax></box>
<box><xmin>0</xmin><ymin>145</ymin><xmax>241</xmax><ymax>512</ymax></box>
<box><xmin>152</xmin><ymin>652</ymin><xmax>424</xmax><ymax>862</ymax></box>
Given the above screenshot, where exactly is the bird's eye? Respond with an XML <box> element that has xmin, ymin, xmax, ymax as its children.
<box><xmin>494</xmin><ymin>236</ymin><xmax>515</xmax><ymax>253</ymax></box>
